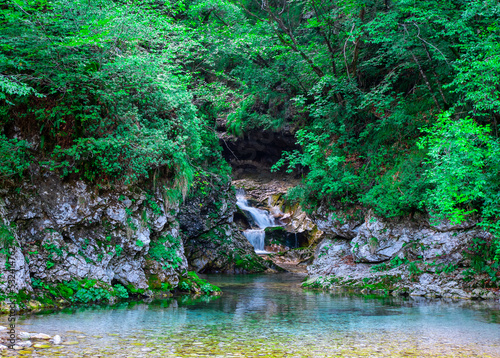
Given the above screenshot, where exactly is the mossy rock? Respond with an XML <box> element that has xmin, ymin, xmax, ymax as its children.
<box><xmin>147</xmin><ymin>274</ymin><xmax>162</xmax><ymax>290</ymax></box>
<box><xmin>177</xmin><ymin>272</ymin><xmax>221</xmax><ymax>295</ymax></box>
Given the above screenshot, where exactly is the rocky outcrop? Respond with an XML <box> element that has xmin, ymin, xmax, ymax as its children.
<box><xmin>306</xmin><ymin>209</ymin><xmax>500</xmax><ymax>300</ymax></box>
<box><xmin>0</xmin><ymin>173</ymin><xmax>187</xmax><ymax>295</ymax></box>
<box><xmin>179</xmin><ymin>181</ymin><xmax>271</xmax><ymax>273</ymax></box>
<box><xmin>0</xmin><ymin>172</ymin><xmax>267</xmax><ymax>301</ymax></box>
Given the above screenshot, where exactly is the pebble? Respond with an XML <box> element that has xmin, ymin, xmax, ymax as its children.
<box><xmin>0</xmin><ymin>326</ymin><xmax>7</xmax><ymax>331</ymax></box>
<box><xmin>32</xmin><ymin>333</ymin><xmax>51</xmax><ymax>340</ymax></box>
<box><xmin>0</xmin><ymin>345</ymin><xmax>7</xmax><ymax>350</ymax></box>
<box><xmin>17</xmin><ymin>340</ymin><xmax>32</xmax><ymax>347</ymax></box>
<box><xmin>51</xmin><ymin>335</ymin><xmax>62</xmax><ymax>345</ymax></box>
<box><xmin>18</xmin><ymin>331</ymin><xmax>31</xmax><ymax>339</ymax></box>
<box><xmin>33</xmin><ymin>343</ymin><xmax>51</xmax><ymax>349</ymax></box>
<box><xmin>13</xmin><ymin>345</ymin><xmax>24</xmax><ymax>350</ymax></box>
<box><xmin>62</xmin><ymin>341</ymin><xmax>79</xmax><ymax>345</ymax></box>
<box><xmin>141</xmin><ymin>348</ymin><xmax>154</xmax><ymax>352</ymax></box>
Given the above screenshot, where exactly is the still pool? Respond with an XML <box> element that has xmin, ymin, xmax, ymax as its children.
<box><xmin>3</xmin><ymin>273</ymin><xmax>500</xmax><ymax>357</ymax></box>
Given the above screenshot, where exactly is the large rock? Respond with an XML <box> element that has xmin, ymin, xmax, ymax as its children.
<box><xmin>184</xmin><ymin>223</ymin><xmax>268</xmax><ymax>273</ymax></box>
<box><xmin>351</xmin><ymin>211</ymin><xmax>483</xmax><ymax>264</ymax></box>
<box><xmin>179</xmin><ymin>181</ymin><xmax>269</xmax><ymax>273</ymax></box>
<box><xmin>0</xmin><ymin>173</ymin><xmax>187</xmax><ymax>293</ymax></box>
<box><xmin>309</xmin><ymin>206</ymin><xmax>364</xmax><ymax>239</ymax></box>
<box><xmin>306</xmin><ymin>208</ymin><xmax>499</xmax><ymax>299</ymax></box>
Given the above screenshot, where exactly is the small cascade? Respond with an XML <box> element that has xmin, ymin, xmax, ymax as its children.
<box><xmin>236</xmin><ymin>190</ymin><xmax>275</xmax><ymax>228</ymax></box>
<box><xmin>236</xmin><ymin>189</ymin><xmax>277</xmax><ymax>253</ymax></box>
<box><xmin>243</xmin><ymin>230</ymin><xmax>266</xmax><ymax>252</ymax></box>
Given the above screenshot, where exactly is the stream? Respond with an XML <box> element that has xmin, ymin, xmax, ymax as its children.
<box><xmin>3</xmin><ymin>274</ymin><xmax>500</xmax><ymax>357</ymax></box>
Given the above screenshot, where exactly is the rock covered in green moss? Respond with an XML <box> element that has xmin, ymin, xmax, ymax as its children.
<box><xmin>0</xmin><ymin>174</ymin><xmax>188</xmax><ymax>304</ymax></box>
<box><xmin>180</xmin><ymin>180</ymin><xmax>272</xmax><ymax>273</ymax></box>
<box><xmin>306</xmin><ymin>210</ymin><xmax>500</xmax><ymax>300</ymax></box>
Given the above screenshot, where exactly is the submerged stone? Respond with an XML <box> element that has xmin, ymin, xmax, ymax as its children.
<box><xmin>33</xmin><ymin>343</ymin><xmax>51</xmax><ymax>348</ymax></box>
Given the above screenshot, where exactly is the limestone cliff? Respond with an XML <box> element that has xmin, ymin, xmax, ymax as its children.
<box><xmin>0</xmin><ymin>172</ymin><xmax>266</xmax><ymax>306</ymax></box>
<box><xmin>306</xmin><ymin>208</ymin><xmax>500</xmax><ymax>300</ymax></box>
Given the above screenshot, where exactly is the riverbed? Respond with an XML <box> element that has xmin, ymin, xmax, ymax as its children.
<box><xmin>3</xmin><ymin>274</ymin><xmax>500</xmax><ymax>357</ymax></box>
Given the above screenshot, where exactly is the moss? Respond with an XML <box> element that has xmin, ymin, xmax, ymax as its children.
<box><xmin>55</xmin><ymin>284</ymin><xmax>74</xmax><ymax>299</ymax></box>
<box><xmin>147</xmin><ymin>234</ymin><xmax>183</xmax><ymax>269</ymax></box>
<box><xmin>232</xmin><ymin>253</ymin><xmax>267</xmax><ymax>273</ymax></box>
<box><xmin>177</xmin><ymin>271</ymin><xmax>221</xmax><ymax>295</ymax></box>
<box><xmin>264</xmin><ymin>226</ymin><xmax>286</xmax><ymax>233</ymax></box>
<box><xmin>147</xmin><ymin>274</ymin><xmax>162</xmax><ymax>290</ymax></box>
<box><xmin>126</xmin><ymin>284</ymin><xmax>145</xmax><ymax>295</ymax></box>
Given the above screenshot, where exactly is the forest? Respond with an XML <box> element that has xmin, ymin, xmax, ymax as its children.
<box><xmin>1</xmin><ymin>0</ymin><xmax>500</xmax><ymax>258</ymax></box>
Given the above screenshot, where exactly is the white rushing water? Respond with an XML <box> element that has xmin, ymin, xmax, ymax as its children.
<box><xmin>236</xmin><ymin>189</ymin><xmax>276</xmax><ymax>253</ymax></box>
<box><xmin>242</xmin><ymin>230</ymin><xmax>266</xmax><ymax>252</ymax></box>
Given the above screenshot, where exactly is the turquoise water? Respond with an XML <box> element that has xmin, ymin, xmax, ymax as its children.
<box><xmin>5</xmin><ymin>274</ymin><xmax>500</xmax><ymax>357</ymax></box>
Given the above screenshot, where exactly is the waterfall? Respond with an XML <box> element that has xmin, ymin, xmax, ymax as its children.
<box><xmin>236</xmin><ymin>189</ymin><xmax>276</xmax><ymax>253</ymax></box>
<box><xmin>243</xmin><ymin>230</ymin><xmax>266</xmax><ymax>252</ymax></box>
<box><xmin>236</xmin><ymin>190</ymin><xmax>275</xmax><ymax>228</ymax></box>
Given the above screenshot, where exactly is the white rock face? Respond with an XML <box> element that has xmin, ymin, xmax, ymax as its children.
<box><xmin>0</xmin><ymin>174</ymin><xmax>188</xmax><ymax>294</ymax></box>
<box><xmin>307</xmin><ymin>208</ymin><xmax>496</xmax><ymax>299</ymax></box>
<box><xmin>0</xmin><ymin>200</ymin><xmax>32</xmax><ymax>294</ymax></box>
<box><xmin>311</xmin><ymin>207</ymin><xmax>364</xmax><ymax>239</ymax></box>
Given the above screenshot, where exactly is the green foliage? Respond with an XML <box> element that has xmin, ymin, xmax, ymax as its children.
<box><xmin>0</xmin><ymin>135</ymin><xmax>32</xmax><ymax>183</ymax></box>
<box><xmin>177</xmin><ymin>271</ymin><xmax>221</xmax><ymax>295</ymax></box>
<box><xmin>362</xmin><ymin>150</ymin><xmax>430</xmax><ymax>217</ymax></box>
<box><xmin>43</xmin><ymin>242</ymin><xmax>64</xmax><ymax>257</ymax></box>
<box><xmin>463</xmin><ymin>237</ymin><xmax>499</xmax><ymax>284</ymax></box>
<box><xmin>418</xmin><ymin>112</ymin><xmax>495</xmax><ymax>224</ymax></box>
<box><xmin>418</xmin><ymin>113</ymin><xmax>500</xmax><ymax>258</ymax></box>
<box><xmin>115</xmin><ymin>245</ymin><xmax>123</xmax><ymax>257</ymax></box>
<box><xmin>0</xmin><ymin>0</ymin><xmax>230</xmax><ymax>197</ymax></box>
<box><xmin>148</xmin><ymin>234</ymin><xmax>183</xmax><ymax>270</ymax></box>
<box><xmin>0</xmin><ymin>218</ymin><xmax>17</xmax><ymax>270</ymax></box>
<box><xmin>370</xmin><ymin>256</ymin><xmax>409</xmax><ymax>273</ymax></box>
<box><xmin>370</xmin><ymin>262</ymin><xmax>388</xmax><ymax>273</ymax></box>
<box><xmin>30</xmin><ymin>278</ymin><xmax>131</xmax><ymax>303</ymax></box>
<box><xmin>408</xmin><ymin>261</ymin><xmax>423</xmax><ymax>277</ymax></box>
<box><xmin>113</xmin><ymin>284</ymin><xmax>129</xmax><ymax>299</ymax></box>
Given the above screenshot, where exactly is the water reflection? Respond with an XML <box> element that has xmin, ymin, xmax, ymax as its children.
<box><xmin>2</xmin><ymin>273</ymin><xmax>500</xmax><ymax>357</ymax></box>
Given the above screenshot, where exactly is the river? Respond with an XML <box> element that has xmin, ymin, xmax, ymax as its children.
<box><xmin>3</xmin><ymin>273</ymin><xmax>500</xmax><ymax>357</ymax></box>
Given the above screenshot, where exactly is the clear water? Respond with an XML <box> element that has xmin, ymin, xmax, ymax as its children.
<box><xmin>4</xmin><ymin>274</ymin><xmax>500</xmax><ymax>357</ymax></box>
